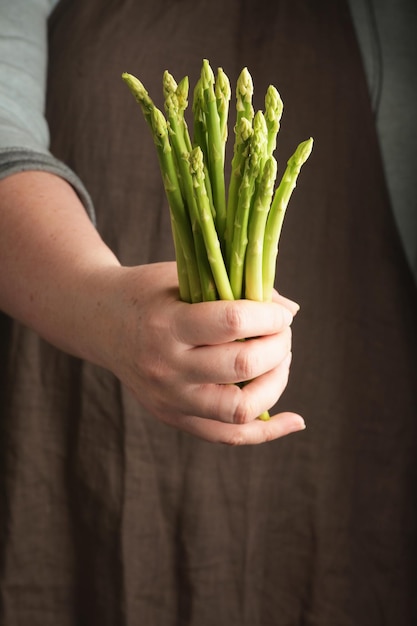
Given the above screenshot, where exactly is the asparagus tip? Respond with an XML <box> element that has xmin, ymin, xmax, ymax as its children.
<box><xmin>163</xmin><ymin>70</ymin><xmax>178</xmax><ymax>99</ymax></box>
<box><xmin>215</xmin><ymin>67</ymin><xmax>231</xmax><ymax>102</ymax></box>
<box><xmin>236</xmin><ymin>117</ymin><xmax>253</xmax><ymax>143</ymax></box>
<box><xmin>265</xmin><ymin>84</ymin><xmax>284</xmax><ymax>122</ymax></box>
<box><xmin>291</xmin><ymin>137</ymin><xmax>314</xmax><ymax>167</ymax></box>
<box><xmin>253</xmin><ymin>110</ymin><xmax>267</xmax><ymax>136</ymax></box>
<box><xmin>176</xmin><ymin>76</ymin><xmax>189</xmax><ymax>112</ymax></box>
<box><xmin>260</xmin><ymin>155</ymin><xmax>278</xmax><ymax>189</ymax></box>
<box><xmin>201</xmin><ymin>58</ymin><xmax>215</xmax><ymax>88</ymax></box>
<box><xmin>164</xmin><ymin>91</ymin><xmax>180</xmax><ymax>116</ymax></box>
<box><xmin>236</xmin><ymin>67</ymin><xmax>254</xmax><ymax>101</ymax></box>
<box><xmin>151</xmin><ymin>107</ymin><xmax>168</xmax><ymax>137</ymax></box>
<box><xmin>188</xmin><ymin>145</ymin><xmax>205</xmax><ymax>177</ymax></box>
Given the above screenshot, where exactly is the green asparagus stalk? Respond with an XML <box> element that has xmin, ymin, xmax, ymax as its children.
<box><xmin>171</xmin><ymin>221</ymin><xmax>191</xmax><ymax>303</ymax></box>
<box><xmin>150</xmin><ymin>107</ymin><xmax>202</xmax><ymax>302</ymax></box>
<box><xmin>225</xmin><ymin>117</ymin><xmax>253</xmax><ymax>267</ymax></box>
<box><xmin>188</xmin><ymin>147</ymin><xmax>234</xmax><ymax>301</ymax></box>
<box><xmin>122</xmin><ymin>72</ymin><xmax>200</xmax><ymax>301</ymax></box>
<box><xmin>263</xmin><ymin>137</ymin><xmax>314</xmax><ymax>301</ymax></box>
<box><xmin>165</xmin><ymin>92</ymin><xmax>217</xmax><ymax>301</ymax></box>
<box><xmin>192</xmin><ymin>78</ymin><xmax>208</xmax><ymax>160</ymax></box>
<box><xmin>255</xmin><ymin>111</ymin><xmax>269</xmax><ymax>189</ymax></box>
<box><xmin>192</xmin><ymin>77</ymin><xmax>215</xmax><ymax>210</ymax></box>
<box><xmin>245</xmin><ymin>156</ymin><xmax>278</xmax><ymax>301</ymax></box>
<box><xmin>162</xmin><ymin>71</ymin><xmax>193</xmax><ymax>154</ymax></box>
<box><xmin>176</xmin><ymin>75</ymin><xmax>189</xmax><ymax>112</ymax></box>
<box><xmin>225</xmin><ymin>67</ymin><xmax>255</xmax><ymax>266</ymax></box>
<box><xmin>122</xmin><ymin>72</ymin><xmax>154</xmax><ymax>129</ymax></box>
<box><xmin>175</xmin><ymin>75</ymin><xmax>193</xmax><ymax>153</ymax></box>
<box><xmin>215</xmin><ymin>67</ymin><xmax>231</xmax><ymax>156</ymax></box>
<box><xmin>189</xmin><ymin>78</ymin><xmax>213</xmax><ymax>214</ymax></box>
<box><xmin>236</xmin><ymin>67</ymin><xmax>255</xmax><ymax>127</ymax></box>
<box><xmin>229</xmin><ymin>111</ymin><xmax>267</xmax><ymax>300</ymax></box>
<box><xmin>265</xmin><ymin>85</ymin><xmax>283</xmax><ymax>158</ymax></box>
<box><xmin>200</xmin><ymin>59</ymin><xmax>227</xmax><ymax>248</ymax></box>
<box><xmin>162</xmin><ymin>69</ymin><xmax>177</xmax><ymax>99</ymax></box>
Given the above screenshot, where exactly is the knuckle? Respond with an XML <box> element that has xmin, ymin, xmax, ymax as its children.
<box><xmin>139</xmin><ymin>348</ymin><xmax>172</xmax><ymax>388</ymax></box>
<box><xmin>224</xmin><ymin>429</ymin><xmax>247</xmax><ymax>446</ymax></box>
<box><xmin>233</xmin><ymin>347</ymin><xmax>256</xmax><ymax>382</ymax></box>
<box><xmin>224</xmin><ymin>303</ymin><xmax>245</xmax><ymax>336</ymax></box>
<box><xmin>145</xmin><ymin>353</ymin><xmax>168</xmax><ymax>386</ymax></box>
<box><xmin>231</xmin><ymin>392</ymin><xmax>254</xmax><ymax>426</ymax></box>
<box><xmin>261</xmin><ymin>423</ymin><xmax>280</xmax><ymax>443</ymax></box>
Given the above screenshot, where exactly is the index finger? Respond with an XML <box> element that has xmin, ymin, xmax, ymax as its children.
<box><xmin>172</xmin><ymin>299</ymin><xmax>295</xmax><ymax>346</ymax></box>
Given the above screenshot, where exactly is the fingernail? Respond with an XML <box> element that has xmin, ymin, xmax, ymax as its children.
<box><xmin>292</xmin><ymin>416</ymin><xmax>306</xmax><ymax>432</ymax></box>
<box><xmin>282</xmin><ymin>297</ymin><xmax>300</xmax><ymax>316</ymax></box>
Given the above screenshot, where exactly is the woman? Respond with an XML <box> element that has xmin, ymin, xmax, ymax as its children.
<box><xmin>1</xmin><ymin>1</ymin><xmax>416</xmax><ymax>624</ymax></box>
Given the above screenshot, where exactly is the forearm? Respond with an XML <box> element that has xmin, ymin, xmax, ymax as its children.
<box><xmin>0</xmin><ymin>170</ymin><xmax>120</xmax><ymax>364</ymax></box>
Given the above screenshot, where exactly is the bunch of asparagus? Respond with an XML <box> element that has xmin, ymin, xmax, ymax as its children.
<box><xmin>122</xmin><ymin>60</ymin><xmax>312</xmax><ymax>420</ymax></box>
<box><xmin>122</xmin><ymin>59</ymin><xmax>313</xmax><ymax>305</ymax></box>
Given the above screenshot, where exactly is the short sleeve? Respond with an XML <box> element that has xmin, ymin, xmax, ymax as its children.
<box><xmin>0</xmin><ymin>0</ymin><xmax>96</xmax><ymax>223</ymax></box>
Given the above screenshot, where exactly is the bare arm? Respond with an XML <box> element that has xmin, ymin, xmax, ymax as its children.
<box><xmin>0</xmin><ymin>171</ymin><xmax>118</xmax><ymax>359</ymax></box>
<box><xmin>0</xmin><ymin>171</ymin><xmax>305</xmax><ymax>444</ymax></box>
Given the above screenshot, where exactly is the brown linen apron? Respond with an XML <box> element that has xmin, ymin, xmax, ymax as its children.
<box><xmin>1</xmin><ymin>1</ymin><xmax>417</xmax><ymax>624</ymax></box>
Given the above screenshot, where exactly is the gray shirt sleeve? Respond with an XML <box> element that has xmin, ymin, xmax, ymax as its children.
<box><xmin>348</xmin><ymin>0</ymin><xmax>417</xmax><ymax>283</ymax></box>
<box><xmin>0</xmin><ymin>0</ymin><xmax>95</xmax><ymax>223</ymax></box>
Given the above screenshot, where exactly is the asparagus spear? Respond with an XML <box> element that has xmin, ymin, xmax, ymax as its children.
<box><xmin>225</xmin><ymin>67</ymin><xmax>255</xmax><ymax>266</ymax></box>
<box><xmin>192</xmin><ymin>77</ymin><xmax>208</xmax><ymax>163</ymax></box>
<box><xmin>176</xmin><ymin>75</ymin><xmax>193</xmax><ymax>153</ymax></box>
<box><xmin>215</xmin><ymin>67</ymin><xmax>231</xmax><ymax>159</ymax></box>
<box><xmin>236</xmin><ymin>66</ymin><xmax>255</xmax><ymax>127</ymax></box>
<box><xmin>162</xmin><ymin>69</ymin><xmax>177</xmax><ymax>100</ymax></box>
<box><xmin>200</xmin><ymin>59</ymin><xmax>227</xmax><ymax>248</ymax></box>
<box><xmin>150</xmin><ymin>107</ymin><xmax>202</xmax><ymax>302</ymax></box>
<box><xmin>265</xmin><ymin>85</ymin><xmax>283</xmax><ymax>158</ymax></box>
<box><xmin>122</xmin><ymin>73</ymin><xmax>199</xmax><ymax>301</ymax></box>
<box><xmin>171</xmin><ymin>221</ymin><xmax>191</xmax><ymax>303</ymax></box>
<box><xmin>263</xmin><ymin>137</ymin><xmax>314</xmax><ymax>301</ymax></box>
<box><xmin>225</xmin><ymin>117</ymin><xmax>253</xmax><ymax>267</ymax></box>
<box><xmin>165</xmin><ymin>92</ymin><xmax>217</xmax><ymax>301</ymax></box>
<box><xmin>245</xmin><ymin>156</ymin><xmax>278</xmax><ymax>301</ymax></box>
<box><xmin>229</xmin><ymin>110</ymin><xmax>267</xmax><ymax>300</ymax></box>
<box><xmin>190</xmin><ymin>76</ymin><xmax>214</xmax><ymax>216</ymax></box>
<box><xmin>122</xmin><ymin>72</ymin><xmax>154</xmax><ymax>128</ymax></box>
<box><xmin>188</xmin><ymin>147</ymin><xmax>234</xmax><ymax>301</ymax></box>
<box><xmin>176</xmin><ymin>75</ymin><xmax>189</xmax><ymax>112</ymax></box>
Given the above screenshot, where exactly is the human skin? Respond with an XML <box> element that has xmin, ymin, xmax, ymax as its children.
<box><xmin>0</xmin><ymin>170</ymin><xmax>305</xmax><ymax>444</ymax></box>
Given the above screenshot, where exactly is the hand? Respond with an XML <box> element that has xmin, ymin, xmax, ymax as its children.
<box><xmin>0</xmin><ymin>172</ymin><xmax>304</xmax><ymax>445</ymax></box>
<box><xmin>94</xmin><ymin>262</ymin><xmax>305</xmax><ymax>444</ymax></box>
